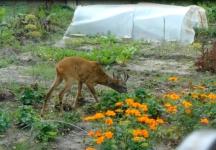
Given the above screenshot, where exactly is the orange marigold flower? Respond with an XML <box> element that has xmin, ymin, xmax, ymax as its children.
<box><xmin>125</xmin><ymin>109</ymin><xmax>141</xmax><ymax>117</ymax></box>
<box><xmin>96</xmin><ymin>136</ymin><xmax>105</xmax><ymax>144</ymax></box>
<box><xmin>191</xmin><ymin>93</ymin><xmax>199</xmax><ymax>99</ymax></box>
<box><xmin>131</xmin><ymin>102</ymin><xmax>141</xmax><ymax>108</ymax></box>
<box><xmin>208</xmin><ymin>93</ymin><xmax>216</xmax><ymax>100</ymax></box>
<box><xmin>84</xmin><ymin>113</ymin><xmax>105</xmax><ymax>121</ymax></box>
<box><xmin>115</xmin><ymin>102</ymin><xmax>124</xmax><ymax>107</ymax></box>
<box><xmin>164</xmin><ymin>93</ymin><xmax>180</xmax><ymax>100</ymax></box>
<box><xmin>200</xmin><ymin>118</ymin><xmax>209</xmax><ymax>125</ymax></box>
<box><xmin>168</xmin><ymin>76</ymin><xmax>178</xmax><ymax>82</ymax></box>
<box><xmin>164</xmin><ymin>103</ymin><xmax>177</xmax><ymax>113</ymax></box>
<box><xmin>95</xmin><ymin>130</ymin><xmax>102</xmax><ymax>137</ymax></box>
<box><xmin>156</xmin><ymin>118</ymin><xmax>165</xmax><ymax>124</ymax></box>
<box><xmin>133</xmin><ymin>129</ymin><xmax>149</xmax><ymax>138</ymax></box>
<box><xmin>182</xmin><ymin>100</ymin><xmax>192</xmax><ymax>108</ymax></box>
<box><xmin>104</xmin><ymin>131</ymin><xmax>113</xmax><ymax>139</ymax></box>
<box><xmin>105</xmin><ymin>118</ymin><xmax>113</xmax><ymax>125</ymax></box>
<box><xmin>94</xmin><ymin>113</ymin><xmax>105</xmax><ymax>119</ymax></box>
<box><xmin>139</xmin><ymin>104</ymin><xmax>148</xmax><ymax>112</ymax></box>
<box><xmin>125</xmin><ymin>98</ymin><xmax>135</xmax><ymax>106</ymax></box>
<box><xmin>105</xmin><ymin>110</ymin><xmax>116</xmax><ymax>117</ymax></box>
<box><xmin>87</xmin><ymin>130</ymin><xmax>94</xmax><ymax>137</ymax></box>
<box><xmin>86</xmin><ymin>147</ymin><xmax>96</xmax><ymax>150</ymax></box>
<box><xmin>137</xmin><ymin>115</ymin><xmax>149</xmax><ymax>123</ymax></box>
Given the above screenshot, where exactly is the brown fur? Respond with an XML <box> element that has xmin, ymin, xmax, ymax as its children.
<box><xmin>41</xmin><ymin>56</ymin><xmax>128</xmax><ymax>116</ymax></box>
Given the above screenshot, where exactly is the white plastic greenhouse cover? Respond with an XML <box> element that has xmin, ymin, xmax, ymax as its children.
<box><xmin>63</xmin><ymin>3</ymin><xmax>208</xmax><ymax>44</ymax></box>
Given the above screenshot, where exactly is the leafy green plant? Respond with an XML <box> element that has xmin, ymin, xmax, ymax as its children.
<box><xmin>16</xmin><ymin>106</ymin><xmax>39</xmax><ymax>129</ymax></box>
<box><xmin>34</xmin><ymin>121</ymin><xmax>58</xmax><ymax>142</ymax></box>
<box><xmin>19</xmin><ymin>86</ymin><xmax>45</xmax><ymax>105</ymax></box>
<box><xmin>0</xmin><ymin>111</ymin><xmax>10</xmax><ymax>133</ymax></box>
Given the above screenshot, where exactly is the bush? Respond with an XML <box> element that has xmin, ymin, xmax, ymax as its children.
<box><xmin>0</xmin><ymin>111</ymin><xmax>10</xmax><ymax>133</ymax></box>
<box><xmin>195</xmin><ymin>41</ymin><xmax>216</xmax><ymax>73</ymax></box>
<box><xmin>19</xmin><ymin>85</ymin><xmax>45</xmax><ymax>105</ymax></box>
<box><xmin>34</xmin><ymin>121</ymin><xmax>58</xmax><ymax>142</ymax></box>
<box><xmin>16</xmin><ymin>106</ymin><xmax>39</xmax><ymax>129</ymax></box>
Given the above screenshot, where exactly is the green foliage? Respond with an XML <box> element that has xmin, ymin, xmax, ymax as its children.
<box><xmin>36</xmin><ymin>36</ymin><xmax>140</xmax><ymax>65</ymax></box>
<box><xmin>199</xmin><ymin>2</ymin><xmax>216</xmax><ymax>24</ymax></box>
<box><xmin>0</xmin><ymin>111</ymin><xmax>10</xmax><ymax>133</ymax></box>
<box><xmin>19</xmin><ymin>86</ymin><xmax>44</xmax><ymax>105</ymax></box>
<box><xmin>34</xmin><ymin>122</ymin><xmax>58</xmax><ymax>142</ymax></box>
<box><xmin>0</xmin><ymin>7</ymin><xmax>5</xmax><ymax>22</ymax></box>
<box><xmin>16</xmin><ymin>106</ymin><xmax>39</xmax><ymax>129</ymax></box>
<box><xmin>0</xmin><ymin>58</ymin><xmax>14</xmax><ymax>68</ymax></box>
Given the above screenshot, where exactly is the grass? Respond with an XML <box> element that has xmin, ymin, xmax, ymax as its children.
<box><xmin>24</xmin><ymin>63</ymin><xmax>55</xmax><ymax>80</ymax></box>
<box><xmin>0</xmin><ymin>58</ymin><xmax>14</xmax><ymax>68</ymax></box>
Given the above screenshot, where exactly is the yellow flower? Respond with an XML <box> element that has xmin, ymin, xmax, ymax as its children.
<box><xmin>168</xmin><ymin>76</ymin><xmax>178</xmax><ymax>82</ymax></box>
<box><xmin>139</xmin><ymin>104</ymin><xmax>148</xmax><ymax>112</ymax></box>
<box><xmin>164</xmin><ymin>93</ymin><xmax>180</xmax><ymax>100</ymax></box>
<box><xmin>200</xmin><ymin>118</ymin><xmax>209</xmax><ymax>125</ymax></box>
<box><xmin>125</xmin><ymin>98</ymin><xmax>135</xmax><ymax>106</ymax></box>
<box><xmin>96</xmin><ymin>136</ymin><xmax>105</xmax><ymax>144</ymax></box>
<box><xmin>84</xmin><ymin>113</ymin><xmax>105</xmax><ymax>121</ymax></box>
<box><xmin>156</xmin><ymin>118</ymin><xmax>165</xmax><ymax>124</ymax></box>
<box><xmin>115</xmin><ymin>102</ymin><xmax>124</xmax><ymax>107</ymax></box>
<box><xmin>125</xmin><ymin>109</ymin><xmax>141</xmax><ymax>117</ymax></box>
<box><xmin>105</xmin><ymin>118</ymin><xmax>113</xmax><ymax>125</ymax></box>
<box><xmin>164</xmin><ymin>103</ymin><xmax>177</xmax><ymax>113</ymax></box>
<box><xmin>104</xmin><ymin>131</ymin><xmax>113</xmax><ymax>139</ymax></box>
<box><xmin>208</xmin><ymin>93</ymin><xmax>216</xmax><ymax>100</ymax></box>
<box><xmin>133</xmin><ymin>129</ymin><xmax>149</xmax><ymax>138</ymax></box>
<box><xmin>95</xmin><ymin>130</ymin><xmax>102</xmax><ymax>137</ymax></box>
<box><xmin>182</xmin><ymin>100</ymin><xmax>192</xmax><ymax>108</ymax></box>
<box><xmin>86</xmin><ymin>147</ymin><xmax>96</xmax><ymax>150</ymax></box>
<box><xmin>94</xmin><ymin>113</ymin><xmax>105</xmax><ymax>119</ymax></box>
<box><xmin>105</xmin><ymin>110</ymin><xmax>116</xmax><ymax>117</ymax></box>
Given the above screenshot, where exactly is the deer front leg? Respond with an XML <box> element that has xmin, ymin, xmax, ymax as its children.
<box><xmin>73</xmin><ymin>81</ymin><xmax>83</xmax><ymax>108</ymax></box>
<box><xmin>86</xmin><ymin>83</ymin><xmax>99</xmax><ymax>103</ymax></box>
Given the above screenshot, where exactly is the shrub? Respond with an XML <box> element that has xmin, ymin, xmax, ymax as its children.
<box><xmin>34</xmin><ymin>121</ymin><xmax>58</xmax><ymax>142</ymax></box>
<box><xmin>19</xmin><ymin>85</ymin><xmax>44</xmax><ymax>105</ymax></box>
<box><xmin>195</xmin><ymin>41</ymin><xmax>216</xmax><ymax>73</ymax></box>
<box><xmin>0</xmin><ymin>111</ymin><xmax>10</xmax><ymax>133</ymax></box>
<box><xmin>16</xmin><ymin>106</ymin><xmax>39</xmax><ymax>129</ymax></box>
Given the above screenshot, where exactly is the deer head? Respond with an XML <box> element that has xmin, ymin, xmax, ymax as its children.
<box><xmin>110</xmin><ymin>72</ymin><xmax>129</xmax><ymax>93</ymax></box>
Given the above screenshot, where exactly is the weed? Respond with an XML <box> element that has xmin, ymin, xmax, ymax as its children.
<box><xmin>19</xmin><ymin>85</ymin><xmax>45</xmax><ymax>105</ymax></box>
<box><xmin>34</xmin><ymin>121</ymin><xmax>58</xmax><ymax>142</ymax></box>
<box><xmin>16</xmin><ymin>106</ymin><xmax>39</xmax><ymax>129</ymax></box>
<box><xmin>195</xmin><ymin>41</ymin><xmax>216</xmax><ymax>73</ymax></box>
<box><xmin>0</xmin><ymin>111</ymin><xmax>10</xmax><ymax>133</ymax></box>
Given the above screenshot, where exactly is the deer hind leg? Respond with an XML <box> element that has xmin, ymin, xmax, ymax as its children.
<box><xmin>59</xmin><ymin>79</ymin><xmax>73</xmax><ymax>114</ymax></box>
<box><xmin>73</xmin><ymin>81</ymin><xmax>83</xmax><ymax>108</ymax></box>
<box><xmin>41</xmin><ymin>75</ymin><xmax>63</xmax><ymax>116</ymax></box>
<box><xmin>86</xmin><ymin>83</ymin><xmax>99</xmax><ymax>103</ymax></box>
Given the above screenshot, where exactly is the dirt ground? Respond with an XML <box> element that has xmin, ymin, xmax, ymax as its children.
<box><xmin>0</xmin><ymin>44</ymin><xmax>207</xmax><ymax>150</ymax></box>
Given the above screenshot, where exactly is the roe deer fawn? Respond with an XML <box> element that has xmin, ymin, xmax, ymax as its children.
<box><xmin>41</xmin><ymin>56</ymin><xmax>129</xmax><ymax>116</ymax></box>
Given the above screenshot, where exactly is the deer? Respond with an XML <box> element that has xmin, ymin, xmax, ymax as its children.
<box><xmin>41</xmin><ymin>56</ymin><xmax>129</xmax><ymax>116</ymax></box>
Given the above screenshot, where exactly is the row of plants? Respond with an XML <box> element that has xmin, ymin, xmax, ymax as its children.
<box><xmin>0</xmin><ymin>4</ymin><xmax>73</xmax><ymax>48</ymax></box>
<box><xmin>83</xmin><ymin>76</ymin><xmax>216</xmax><ymax>150</ymax></box>
<box><xmin>0</xmin><ymin>85</ymin><xmax>81</xmax><ymax>145</ymax></box>
<box><xmin>36</xmin><ymin>36</ymin><xmax>141</xmax><ymax>65</ymax></box>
